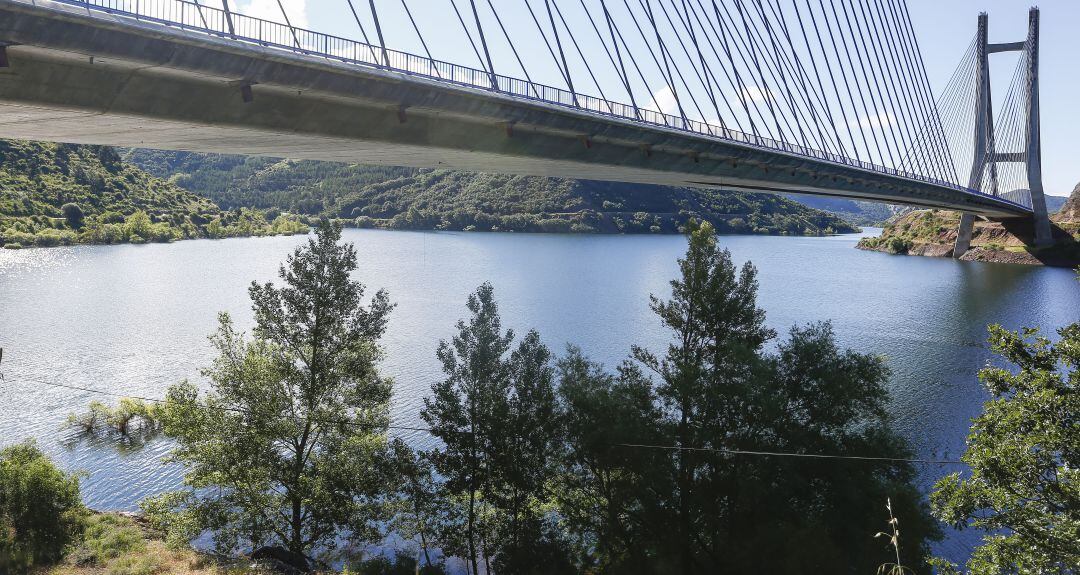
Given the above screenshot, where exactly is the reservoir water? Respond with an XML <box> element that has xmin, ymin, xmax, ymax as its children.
<box><xmin>1</xmin><ymin>228</ymin><xmax>1076</xmax><ymax>563</ymax></box>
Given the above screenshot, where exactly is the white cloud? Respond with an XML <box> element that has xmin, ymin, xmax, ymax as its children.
<box><xmin>855</xmin><ymin>111</ymin><xmax>896</xmax><ymax>130</ymax></box>
<box><xmin>645</xmin><ymin>86</ymin><xmax>681</xmax><ymax>116</ymax></box>
<box><xmin>230</xmin><ymin>0</ymin><xmax>309</xmax><ymax>29</ymax></box>
<box><xmin>739</xmin><ymin>85</ymin><xmax>774</xmax><ymax>104</ymax></box>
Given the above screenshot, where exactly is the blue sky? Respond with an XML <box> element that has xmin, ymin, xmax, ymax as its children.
<box><xmin>231</xmin><ymin>0</ymin><xmax>1077</xmax><ymax>197</ymax></box>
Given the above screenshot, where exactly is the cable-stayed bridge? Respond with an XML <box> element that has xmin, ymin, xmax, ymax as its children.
<box><xmin>0</xmin><ymin>0</ymin><xmax>1053</xmax><ymax>252</ymax></box>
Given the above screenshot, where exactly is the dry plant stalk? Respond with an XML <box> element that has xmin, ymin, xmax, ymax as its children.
<box><xmin>875</xmin><ymin>498</ymin><xmax>914</xmax><ymax>575</ymax></box>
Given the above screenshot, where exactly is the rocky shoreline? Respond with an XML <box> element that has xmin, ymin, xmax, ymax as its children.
<box><xmin>857</xmin><ymin>184</ymin><xmax>1080</xmax><ymax>267</ymax></box>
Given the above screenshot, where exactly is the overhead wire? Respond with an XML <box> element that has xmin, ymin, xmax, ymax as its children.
<box><xmin>9</xmin><ymin>374</ymin><xmax>966</xmax><ymax>466</ymax></box>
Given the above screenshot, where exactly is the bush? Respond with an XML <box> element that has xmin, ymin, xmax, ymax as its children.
<box><xmin>124</xmin><ymin>210</ymin><xmax>153</xmax><ymax>240</ymax></box>
<box><xmin>1</xmin><ymin>230</ymin><xmax>36</xmax><ymax>246</ymax></box>
<box><xmin>3</xmin><ymin>243</ymin><xmax>23</xmax><ymax>250</ymax></box>
<box><xmin>61</xmin><ymin>203</ymin><xmax>85</xmax><ymax>228</ymax></box>
<box><xmin>887</xmin><ymin>237</ymin><xmax>913</xmax><ymax>254</ymax></box>
<box><xmin>0</xmin><ymin>442</ymin><xmax>85</xmax><ymax>572</ymax></box>
<box><xmin>34</xmin><ymin>228</ymin><xmax>77</xmax><ymax>247</ymax></box>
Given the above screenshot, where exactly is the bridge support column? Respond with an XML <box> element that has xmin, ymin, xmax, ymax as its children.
<box><xmin>1025</xmin><ymin>9</ymin><xmax>1053</xmax><ymax>247</ymax></box>
<box><xmin>955</xmin><ymin>8</ymin><xmax>1052</xmax><ymax>256</ymax></box>
<box><xmin>954</xmin><ymin>13</ymin><xmax>991</xmax><ymax>258</ymax></box>
<box><xmin>954</xmin><ymin>213</ymin><xmax>976</xmax><ymax>256</ymax></box>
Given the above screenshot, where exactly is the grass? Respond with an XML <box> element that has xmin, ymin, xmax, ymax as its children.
<box><xmin>34</xmin><ymin>513</ymin><xmax>269</xmax><ymax>575</ymax></box>
<box><xmin>32</xmin><ymin>512</ymin><xmax>443</xmax><ymax>575</ymax></box>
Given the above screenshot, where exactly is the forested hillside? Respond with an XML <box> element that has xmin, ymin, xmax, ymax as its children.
<box><xmin>0</xmin><ymin>141</ymin><xmax>307</xmax><ymax>248</ymax></box>
<box><xmin>124</xmin><ymin>150</ymin><xmax>858</xmax><ymax>235</ymax></box>
<box><xmin>782</xmin><ymin>194</ymin><xmax>909</xmax><ymax>226</ymax></box>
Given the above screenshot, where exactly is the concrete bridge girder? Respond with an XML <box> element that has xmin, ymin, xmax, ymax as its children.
<box><xmin>0</xmin><ymin>0</ymin><xmax>1031</xmax><ymax>219</ymax></box>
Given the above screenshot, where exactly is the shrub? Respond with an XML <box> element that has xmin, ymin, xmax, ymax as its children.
<box><xmin>34</xmin><ymin>229</ymin><xmax>77</xmax><ymax>247</ymax></box>
<box><xmin>3</xmin><ymin>243</ymin><xmax>23</xmax><ymax>250</ymax></box>
<box><xmin>888</xmin><ymin>237</ymin><xmax>913</xmax><ymax>254</ymax></box>
<box><xmin>1</xmin><ymin>230</ymin><xmax>36</xmax><ymax>246</ymax></box>
<box><xmin>61</xmin><ymin>203</ymin><xmax>85</xmax><ymax>228</ymax></box>
<box><xmin>123</xmin><ymin>210</ymin><xmax>153</xmax><ymax>240</ymax></box>
<box><xmin>0</xmin><ymin>442</ymin><xmax>85</xmax><ymax>572</ymax></box>
<box><xmin>67</xmin><ymin>399</ymin><xmax>161</xmax><ymax>435</ymax></box>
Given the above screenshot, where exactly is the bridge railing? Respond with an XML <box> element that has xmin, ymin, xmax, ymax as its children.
<box><xmin>45</xmin><ymin>0</ymin><xmax>1031</xmax><ymax>211</ymax></box>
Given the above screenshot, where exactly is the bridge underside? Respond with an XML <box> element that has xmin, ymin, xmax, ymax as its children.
<box><xmin>0</xmin><ymin>0</ymin><xmax>1029</xmax><ymax>218</ymax></box>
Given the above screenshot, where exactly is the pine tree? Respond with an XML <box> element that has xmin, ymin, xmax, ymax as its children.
<box><xmin>148</xmin><ymin>220</ymin><xmax>396</xmax><ymax>557</ymax></box>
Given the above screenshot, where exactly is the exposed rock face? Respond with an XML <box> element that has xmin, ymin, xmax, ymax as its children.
<box><xmin>1051</xmin><ymin>182</ymin><xmax>1080</xmax><ymax>226</ymax></box>
<box><xmin>857</xmin><ymin>204</ymin><xmax>1079</xmax><ymax>267</ymax></box>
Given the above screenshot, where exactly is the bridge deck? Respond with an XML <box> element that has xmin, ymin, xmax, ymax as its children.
<box><xmin>0</xmin><ymin>0</ymin><xmax>1032</xmax><ymax>217</ymax></box>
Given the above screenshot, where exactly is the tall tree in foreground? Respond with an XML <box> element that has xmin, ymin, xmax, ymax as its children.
<box><xmin>560</xmin><ymin>220</ymin><xmax>937</xmax><ymax>574</ymax></box>
<box><xmin>421</xmin><ymin>283</ymin><xmax>571</xmax><ymax>574</ymax></box>
<box><xmin>421</xmin><ymin>283</ymin><xmax>513</xmax><ymax>575</ymax></box>
<box><xmin>628</xmin><ymin>219</ymin><xmax>774</xmax><ymax>573</ymax></box>
<box><xmin>146</xmin><ymin>220</ymin><xmax>397</xmax><ymax>558</ymax></box>
<box><xmin>931</xmin><ymin>321</ymin><xmax>1079</xmax><ymax>574</ymax></box>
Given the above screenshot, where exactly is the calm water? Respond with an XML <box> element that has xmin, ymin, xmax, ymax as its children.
<box><xmin>0</xmin><ymin>228</ymin><xmax>1076</xmax><ymax>562</ymax></box>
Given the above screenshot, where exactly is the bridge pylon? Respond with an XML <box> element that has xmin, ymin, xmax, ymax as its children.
<box><xmin>954</xmin><ymin>8</ymin><xmax>1053</xmax><ymax>257</ymax></box>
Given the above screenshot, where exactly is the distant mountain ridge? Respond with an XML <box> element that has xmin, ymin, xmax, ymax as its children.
<box><xmin>786</xmin><ymin>191</ymin><xmax>1068</xmax><ymax>227</ymax></box>
<box><xmin>124</xmin><ymin>150</ymin><xmax>858</xmax><ymax>236</ymax></box>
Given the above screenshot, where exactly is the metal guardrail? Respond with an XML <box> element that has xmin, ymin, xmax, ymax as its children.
<box><xmin>43</xmin><ymin>0</ymin><xmax>1032</xmax><ymax>211</ymax></box>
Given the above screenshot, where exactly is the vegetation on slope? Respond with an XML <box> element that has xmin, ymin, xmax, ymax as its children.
<box><xmin>782</xmin><ymin>194</ymin><xmax>909</xmax><ymax>226</ymax></box>
<box><xmin>0</xmin><ymin>141</ymin><xmax>307</xmax><ymax>249</ymax></box>
<box><xmin>856</xmin><ymin>191</ymin><xmax>1080</xmax><ymax>266</ymax></box>
<box><xmin>124</xmin><ymin>150</ymin><xmax>858</xmax><ymax>236</ymax></box>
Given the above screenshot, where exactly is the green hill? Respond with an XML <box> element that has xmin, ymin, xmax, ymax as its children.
<box><xmin>782</xmin><ymin>194</ymin><xmax>910</xmax><ymax>226</ymax></box>
<box><xmin>124</xmin><ymin>150</ymin><xmax>858</xmax><ymax>236</ymax></box>
<box><xmin>0</xmin><ymin>140</ymin><xmax>307</xmax><ymax>249</ymax></box>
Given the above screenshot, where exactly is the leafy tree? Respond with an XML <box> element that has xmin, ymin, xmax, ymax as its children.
<box><xmin>421</xmin><ymin>284</ymin><xmax>572</xmax><ymax>574</ymax></box>
<box><xmin>557</xmin><ymin>221</ymin><xmax>936</xmax><ymax>574</ymax></box>
<box><xmin>554</xmin><ymin>348</ymin><xmax>662</xmax><ymax>572</ymax></box>
<box><xmin>0</xmin><ymin>442</ymin><xmax>85</xmax><ymax>572</ymax></box>
<box><xmin>489</xmin><ymin>330</ymin><xmax>569</xmax><ymax>575</ymax></box>
<box><xmin>148</xmin><ymin>220</ymin><xmax>396</xmax><ymax>557</ymax></box>
<box><xmin>628</xmin><ymin>219</ymin><xmax>774</xmax><ymax>572</ymax></box>
<box><xmin>61</xmin><ymin>202</ymin><xmax>84</xmax><ymax>228</ymax></box>
<box><xmin>931</xmin><ymin>321</ymin><xmax>1079</xmax><ymax>574</ymax></box>
<box><xmin>421</xmin><ymin>283</ymin><xmax>513</xmax><ymax>575</ymax></box>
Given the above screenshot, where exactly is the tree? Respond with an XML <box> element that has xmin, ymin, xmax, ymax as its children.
<box><xmin>931</xmin><ymin>321</ymin><xmax>1079</xmax><ymax>574</ymax></box>
<box><xmin>61</xmin><ymin>202</ymin><xmax>84</xmax><ymax>229</ymax></box>
<box><xmin>628</xmin><ymin>219</ymin><xmax>774</xmax><ymax>573</ymax></box>
<box><xmin>421</xmin><ymin>283</ymin><xmax>513</xmax><ymax>575</ymax></box>
<box><xmin>554</xmin><ymin>348</ymin><xmax>662</xmax><ymax>572</ymax></box>
<box><xmin>148</xmin><ymin>220</ymin><xmax>396</xmax><ymax>558</ymax></box>
<box><xmin>421</xmin><ymin>284</ymin><xmax>571</xmax><ymax>574</ymax></box>
<box><xmin>123</xmin><ymin>209</ymin><xmax>153</xmax><ymax>241</ymax></box>
<box><xmin>489</xmin><ymin>330</ymin><xmax>568</xmax><ymax>574</ymax></box>
<box><xmin>0</xmin><ymin>442</ymin><xmax>85</xmax><ymax>572</ymax></box>
<box><xmin>559</xmin><ymin>220</ymin><xmax>937</xmax><ymax>574</ymax></box>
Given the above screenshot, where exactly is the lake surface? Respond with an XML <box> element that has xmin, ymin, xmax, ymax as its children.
<box><xmin>1</xmin><ymin>228</ymin><xmax>1076</xmax><ymax>563</ymax></box>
